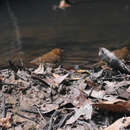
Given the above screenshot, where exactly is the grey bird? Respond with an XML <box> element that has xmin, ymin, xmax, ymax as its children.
<box><xmin>98</xmin><ymin>47</ymin><xmax>130</xmax><ymax>74</ymax></box>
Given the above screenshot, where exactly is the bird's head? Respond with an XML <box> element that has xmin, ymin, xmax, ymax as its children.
<box><xmin>52</xmin><ymin>48</ymin><xmax>64</xmax><ymax>56</ymax></box>
<box><xmin>98</xmin><ymin>47</ymin><xmax>115</xmax><ymax>62</ymax></box>
<box><xmin>99</xmin><ymin>48</ymin><xmax>108</xmax><ymax>59</ymax></box>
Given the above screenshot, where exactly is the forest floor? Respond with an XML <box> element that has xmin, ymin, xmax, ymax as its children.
<box><xmin>0</xmin><ymin>49</ymin><xmax>130</xmax><ymax>130</ymax></box>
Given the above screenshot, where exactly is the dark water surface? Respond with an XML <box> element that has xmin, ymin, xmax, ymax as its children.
<box><xmin>0</xmin><ymin>0</ymin><xmax>130</xmax><ymax>66</ymax></box>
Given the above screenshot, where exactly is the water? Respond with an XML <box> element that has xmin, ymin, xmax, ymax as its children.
<box><xmin>0</xmin><ymin>0</ymin><xmax>130</xmax><ymax>66</ymax></box>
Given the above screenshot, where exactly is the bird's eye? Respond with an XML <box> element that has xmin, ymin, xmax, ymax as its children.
<box><xmin>101</xmin><ymin>49</ymin><xmax>105</xmax><ymax>54</ymax></box>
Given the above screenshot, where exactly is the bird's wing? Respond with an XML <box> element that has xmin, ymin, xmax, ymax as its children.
<box><xmin>111</xmin><ymin>59</ymin><xmax>130</xmax><ymax>74</ymax></box>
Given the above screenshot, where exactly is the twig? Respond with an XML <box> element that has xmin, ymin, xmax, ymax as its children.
<box><xmin>1</xmin><ymin>86</ymin><xmax>6</xmax><ymax>118</ymax></box>
<box><xmin>48</xmin><ymin>110</ymin><xmax>60</xmax><ymax>130</ymax></box>
<box><xmin>14</xmin><ymin>112</ymin><xmax>37</xmax><ymax>123</ymax></box>
<box><xmin>20</xmin><ymin>108</ymin><xmax>46</xmax><ymax>115</ymax></box>
<box><xmin>37</xmin><ymin>108</ymin><xmax>46</xmax><ymax>124</ymax></box>
<box><xmin>31</xmin><ymin>75</ymin><xmax>50</xmax><ymax>87</ymax></box>
<box><xmin>34</xmin><ymin>105</ymin><xmax>46</xmax><ymax>124</ymax></box>
<box><xmin>88</xmin><ymin>87</ymin><xmax>95</xmax><ymax>98</ymax></box>
<box><xmin>20</xmin><ymin>109</ymin><xmax>41</xmax><ymax>114</ymax></box>
<box><xmin>101</xmin><ymin>76</ymin><xmax>125</xmax><ymax>80</ymax></box>
<box><xmin>58</xmin><ymin>112</ymin><xmax>74</xmax><ymax>128</ymax></box>
<box><xmin>1</xmin><ymin>94</ymin><xmax>6</xmax><ymax>118</ymax></box>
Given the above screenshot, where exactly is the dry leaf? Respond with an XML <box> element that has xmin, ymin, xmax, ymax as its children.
<box><xmin>91</xmin><ymin>70</ymin><xmax>103</xmax><ymax>79</ymax></box>
<box><xmin>85</xmin><ymin>77</ymin><xmax>97</xmax><ymax>87</ymax></box>
<box><xmin>53</xmin><ymin>73</ymin><xmax>69</xmax><ymax>85</ymax></box>
<box><xmin>6</xmin><ymin>95</ymin><xmax>17</xmax><ymax>105</ymax></box>
<box><xmin>70</xmin><ymin>77</ymin><xmax>82</xmax><ymax>80</ymax></box>
<box><xmin>66</xmin><ymin>103</ymin><xmax>93</xmax><ymax>125</ymax></box>
<box><xmin>104</xmin><ymin>117</ymin><xmax>130</xmax><ymax>130</ymax></box>
<box><xmin>45</xmin><ymin>73</ymin><xmax>69</xmax><ymax>87</ymax></box>
<box><xmin>76</xmin><ymin>69</ymin><xmax>91</xmax><ymax>74</ymax></box>
<box><xmin>127</xmin><ymin>86</ymin><xmax>130</xmax><ymax>93</ymax></box>
<box><xmin>65</xmin><ymin>125</ymin><xmax>90</xmax><ymax>130</ymax></box>
<box><xmin>33</xmin><ymin>64</ymin><xmax>45</xmax><ymax>74</ymax></box>
<box><xmin>30</xmin><ymin>48</ymin><xmax>63</xmax><ymax>65</ymax></box>
<box><xmin>0</xmin><ymin>116</ymin><xmax>12</xmax><ymax>128</ymax></box>
<box><xmin>94</xmin><ymin>100</ymin><xmax>130</xmax><ymax>113</ymax></box>
<box><xmin>118</xmin><ymin>91</ymin><xmax>130</xmax><ymax>100</ymax></box>
<box><xmin>84</xmin><ymin>89</ymin><xmax>105</xmax><ymax>100</ymax></box>
<box><xmin>69</xmin><ymin>88</ymin><xmax>88</xmax><ymax>107</ymax></box>
<box><xmin>53</xmin><ymin>73</ymin><xmax>61</xmax><ymax>78</ymax></box>
<box><xmin>104</xmin><ymin>81</ymin><xmax>130</xmax><ymax>95</ymax></box>
<box><xmin>15</xmin><ymin>125</ymin><xmax>23</xmax><ymax>130</ymax></box>
<box><xmin>41</xmin><ymin>104</ymin><xmax>59</xmax><ymax>112</ymax></box>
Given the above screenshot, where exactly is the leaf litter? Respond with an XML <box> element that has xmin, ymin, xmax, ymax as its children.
<box><xmin>0</xmin><ymin>47</ymin><xmax>130</xmax><ymax>129</ymax></box>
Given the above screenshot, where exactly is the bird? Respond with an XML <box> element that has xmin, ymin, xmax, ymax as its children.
<box><xmin>58</xmin><ymin>0</ymin><xmax>72</xmax><ymax>9</ymax></box>
<box><xmin>99</xmin><ymin>47</ymin><xmax>130</xmax><ymax>74</ymax></box>
<box><xmin>93</xmin><ymin>46</ymin><xmax>130</xmax><ymax>68</ymax></box>
<box><xmin>113</xmin><ymin>46</ymin><xmax>130</xmax><ymax>60</ymax></box>
<box><xmin>53</xmin><ymin>0</ymin><xmax>72</xmax><ymax>10</ymax></box>
<box><xmin>30</xmin><ymin>48</ymin><xmax>63</xmax><ymax>65</ymax></box>
<box><xmin>53</xmin><ymin>0</ymin><xmax>93</xmax><ymax>10</ymax></box>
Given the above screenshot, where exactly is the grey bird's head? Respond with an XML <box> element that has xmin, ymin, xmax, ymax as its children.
<box><xmin>99</xmin><ymin>48</ymin><xmax>109</xmax><ymax>59</ymax></box>
<box><xmin>98</xmin><ymin>47</ymin><xmax>116</xmax><ymax>63</ymax></box>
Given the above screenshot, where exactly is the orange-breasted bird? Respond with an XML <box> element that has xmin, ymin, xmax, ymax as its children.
<box><xmin>30</xmin><ymin>48</ymin><xmax>63</xmax><ymax>65</ymax></box>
